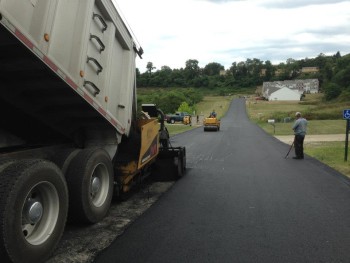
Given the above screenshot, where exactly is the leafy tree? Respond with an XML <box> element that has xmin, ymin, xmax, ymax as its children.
<box><xmin>285</xmin><ymin>58</ymin><xmax>300</xmax><ymax>79</ymax></box>
<box><xmin>235</xmin><ymin>61</ymin><xmax>248</xmax><ymax>79</ymax></box>
<box><xmin>229</xmin><ymin>62</ymin><xmax>237</xmax><ymax>76</ymax></box>
<box><xmin>334</xmin><ymin>51</ymin><xmax>341</xmax><ymax>59</ymax></box>
<box><xmin>191</xmin><ymin>75</ymin><xmax>209</xmax><ymax>88</ymax></box>
<box><xmin>136</xmin><ymin>51</ymin><xmax>350</xmax><ymax>101</ymax></box>
<box><xmin>324</xmin><ymin>83</ymin><xmax>342</xmax><ymax>101</ymax></box>
<box><xmin>146</xmin><ymin>62</ymin><xmax>156</xmax><ymax>74</ymax></box>
<box><xmin>155</xmin><ymin>91</ymin><xmax>186</xmax><ymax>113</ymax></box>
<box><xmin>154</xmin><ymin>65</ymin><xmax>173</xmax><ymax>87</ymax></box>
<box><xmin>321</xmin><ymin>62</ymin><xmax>334</xmax><ymax>82</ymax></box>
<box><xmin>184</xmin><ymin>59</ymin><xmax>200</xmax><ymax>81</ymax></box>
<box><xmin>148</xmin><ymin>75</ymin><xmax>163</xmax><ymax>87</ymax></box>
<box><xmin>333</xmin><ymin>66</ymin><xmax>350</xmax><ymax>90</ymax></box>
<box><xmin>183</xmin><ymin>88</ymin><xmax>203</xmax><ymax>104</ymax></box>
<box><xmin>170</xmin><ymin>69</ymin><xmax>186</xmax><ymax>87</ymax></box>
<box><xmin>203</xmin><ymin>62</ymin><xmax>224</xmax><ymax>76</ymax></box>
<box><xmin>263</xmin><ymin>60</ymin><xmax>273</xmax><ymax>81</ymax></box>
<box><xmin>246</xmin><ymin>58</ymin><xmax>263</xmax><ymax>77</ymax></box>
<box><xmin>178</xmin><ymin>102</ymin><xmax>193</xmax><ymax>114</ymax></box>
<box><xmin>314</xmin><ymin>53</ymin><xmax>327</xmax><ymax>69</ymax></box>
<box><xmin>160</xmin><ymin>65</ymin><xmax>172</xmax><ymax>72</ymax></box>
<box><xmin>137</xmin><ymin>73</ymin><xmax>150</xmax><ymax>87</ymax></box>
<box><xmin>338</xmin><ymin>90</ymin><xmax>350</xmax><ymax>102</ymax></box>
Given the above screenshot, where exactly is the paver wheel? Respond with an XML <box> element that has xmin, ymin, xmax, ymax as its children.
<box><xmin>0</xmin><ymin>159</ymin><xmax>68</xmax><ymax>263</ymax></box>
<box><xmin>182</xmin><ymin>147</ymin><xmax>187</xmax><ymax>171</ymax></box>
<box><xmin>65</xmin><ymin>148</ymin><xmax>114</xmax><ymax>224</ymax></box>
<box><xmin>176</xmin><ymin>148</ymin><xmax>186</xmax><ymax>178</ymax></box>
<box><xmin>177</xmin><ymin>156</ymin><xmax>184</xmax><ymax>178</ymax></box>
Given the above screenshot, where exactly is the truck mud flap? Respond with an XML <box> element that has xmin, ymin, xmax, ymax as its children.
<box><xmin>152</xmin><ymin>147</ymin><xmax>186</xmax><ymax>181</ymax></box>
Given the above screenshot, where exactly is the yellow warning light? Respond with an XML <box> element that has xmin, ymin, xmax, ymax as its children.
<box><xmin>44</xmin><ymin>33</ymin><xmax>49</xmax><ymax>42</ymax></box>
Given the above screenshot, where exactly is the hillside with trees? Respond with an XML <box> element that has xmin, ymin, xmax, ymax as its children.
<box><xmin>136</xmin><ymin>52</ymin><xmax>350</xmax><ymax>114</ymax></box>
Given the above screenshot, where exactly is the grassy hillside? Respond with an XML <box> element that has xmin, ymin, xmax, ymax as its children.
<box><xmin>195</xmin><ymin>95</ymin><xmax>233</xmax><ymax>119</ymax></box>
<box><xmin>246</xmin><ymin>93</ymin><xmax>349</xmax><ymax>136</ymax></box>
<box><xmin>247</xmin><ymin>93</ymin><xmax>349</xmax><ymax>121</ymax></box>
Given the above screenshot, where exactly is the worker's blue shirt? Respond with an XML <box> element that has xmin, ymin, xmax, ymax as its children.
<box><xmin>292</xmin><ymin>118</ymin><xmax>308</xmax><ymax>136</ymax></box>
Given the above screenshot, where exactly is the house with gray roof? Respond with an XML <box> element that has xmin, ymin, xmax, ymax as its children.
<box><xmin>262</xmin><ymin>79</ymin><xmax>319</xmax><ymax>101</ymax></box>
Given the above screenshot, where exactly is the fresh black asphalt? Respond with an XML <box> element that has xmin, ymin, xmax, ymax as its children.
<box><xmin>94</xmin><ymin>98</ymin><xmax>350</xmax><ymax>263</ymax></box>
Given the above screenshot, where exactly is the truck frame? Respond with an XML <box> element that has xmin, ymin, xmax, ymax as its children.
<box><xmin>0</xmin><ymin>1</ymin><xmax>185</xmax><ymax>262</ymax></box>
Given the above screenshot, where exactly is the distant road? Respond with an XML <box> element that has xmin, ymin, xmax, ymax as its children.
<box><xmin>95</xmin><ymin>98</ymin><xmax>350</xmax><ymax>263</ymax></box>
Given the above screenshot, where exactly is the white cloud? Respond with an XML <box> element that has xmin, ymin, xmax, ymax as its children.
<box><xmin>114</xmin><ymin>0</ymin><xmax>350</xmax><ymax>72</ymax></box>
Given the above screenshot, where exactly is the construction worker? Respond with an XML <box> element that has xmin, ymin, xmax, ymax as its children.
<box><xmin>292</xmin><ymin>112</ymin><xmax>308</xmax><ymax>159</ymax></box>
<box><xmin>210</xmin><ymin>110</ymin><xmax>217</xmax><ymax>118</ymax></box>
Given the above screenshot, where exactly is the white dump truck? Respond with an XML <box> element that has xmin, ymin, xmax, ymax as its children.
<box><xmin>0</xmin><ymin>1</ymin><xmax>185</xmax><ymax>262</ymax></box>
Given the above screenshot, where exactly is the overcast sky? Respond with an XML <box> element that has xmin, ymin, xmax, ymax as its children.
<box><xmin>113</xmin><ymin>0</ymin><xmax>350</xmax><ymax>72</ymax></box>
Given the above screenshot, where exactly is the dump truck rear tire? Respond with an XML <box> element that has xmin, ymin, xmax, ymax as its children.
<box><xmin>66</xmin><ymin>148</ymin><xmax>113</xmax><ymax>224</ymax></box>
<box><xmin>0</xmin><ymin>159</ymin><xmax>68</xmax><ymax>263</ymax></box>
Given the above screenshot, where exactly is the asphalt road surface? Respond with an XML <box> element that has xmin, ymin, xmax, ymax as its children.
<box><xmin>94</xmin><ymin>98</ymin><xmax>350</xmax><ymax>263</ymax></box>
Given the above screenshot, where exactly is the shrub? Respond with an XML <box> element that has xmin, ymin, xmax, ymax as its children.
<box><xmin>324</xmin><ymin>83</ymin><xmax>342</xmax><ymax>101</ymax></box>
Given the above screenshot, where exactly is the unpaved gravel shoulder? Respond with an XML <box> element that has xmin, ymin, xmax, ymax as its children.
<box><xmin>47</xmin><ymin>181</ymin><xmax>174</xmax><ymax>263</ymax></box>
<box><xmin>275</xmin><ymin>134</ymin><xmax>345</xmax><ymax>144</ymax></box>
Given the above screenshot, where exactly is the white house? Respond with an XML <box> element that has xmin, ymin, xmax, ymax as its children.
<box><xmin>262</xmin><ymin>79</ymin><xmax>319</xmax><ymax>97</ymax></box>
<box><xmin>268</xmin><ymin>87</ymin><xmax>301</xmax><ymax>101</ymax></box>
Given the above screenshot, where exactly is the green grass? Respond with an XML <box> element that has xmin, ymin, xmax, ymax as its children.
<box><xmin>247</xmin><ymin>93</ymin><xmax>349</xmax><ymax>136</ymax></box>
<box><xmin>305</xmin><ymin>142</ymin><xmax>350</xmax><ymax>177</ymax></box>
<box><xmin>247</xmin><ymin>93</ymin><xmax>350</xmax><ymax>123</ymax></box>
<box><xmin>165</xmin><ymin>123</ymin><xmax>196</xmax><ymax>136</ymax></box>
<box><xmin>195</xmin><ymin>95</ymin><xmax>234</xmax><ymax>119</ymax></box>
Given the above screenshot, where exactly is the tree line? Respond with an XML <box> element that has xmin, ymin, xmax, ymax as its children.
<box><xmin>136</xmin><ymin>52</ymin><xmax>350</xmax><ymax>113</ymax></box>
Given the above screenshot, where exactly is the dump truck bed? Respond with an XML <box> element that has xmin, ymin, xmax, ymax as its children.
<box><xmin>0</xmin><ymin>0</ymin><xmax>141</xmax><ymax>148</ymax></box>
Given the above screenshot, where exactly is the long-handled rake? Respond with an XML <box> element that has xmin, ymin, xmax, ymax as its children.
<box><xmin>284</xmin><ymin>141</ymin><xmax>294</xmax><ymax>159</ymax></box>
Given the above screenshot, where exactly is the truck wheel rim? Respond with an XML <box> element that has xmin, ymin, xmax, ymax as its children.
<box><xmin>22</xmin><ymin>182</ymin><xmax>59</xmax><ymax>245</ymax></box>
<box><xmin>90</xmin><ymin>163</ymin><xmax>109</xmax><ymax>207</ymax></box>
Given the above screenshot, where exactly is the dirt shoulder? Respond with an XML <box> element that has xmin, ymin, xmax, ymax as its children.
<box><xmin>48</xmin><ymin>182</ymin><xmax>174</xmax><ymax>262</ymax></box>
<box><xmin>275</xmin><ymin>134</ymin><xmax>346</xmax><ymax>144</ymax></box>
